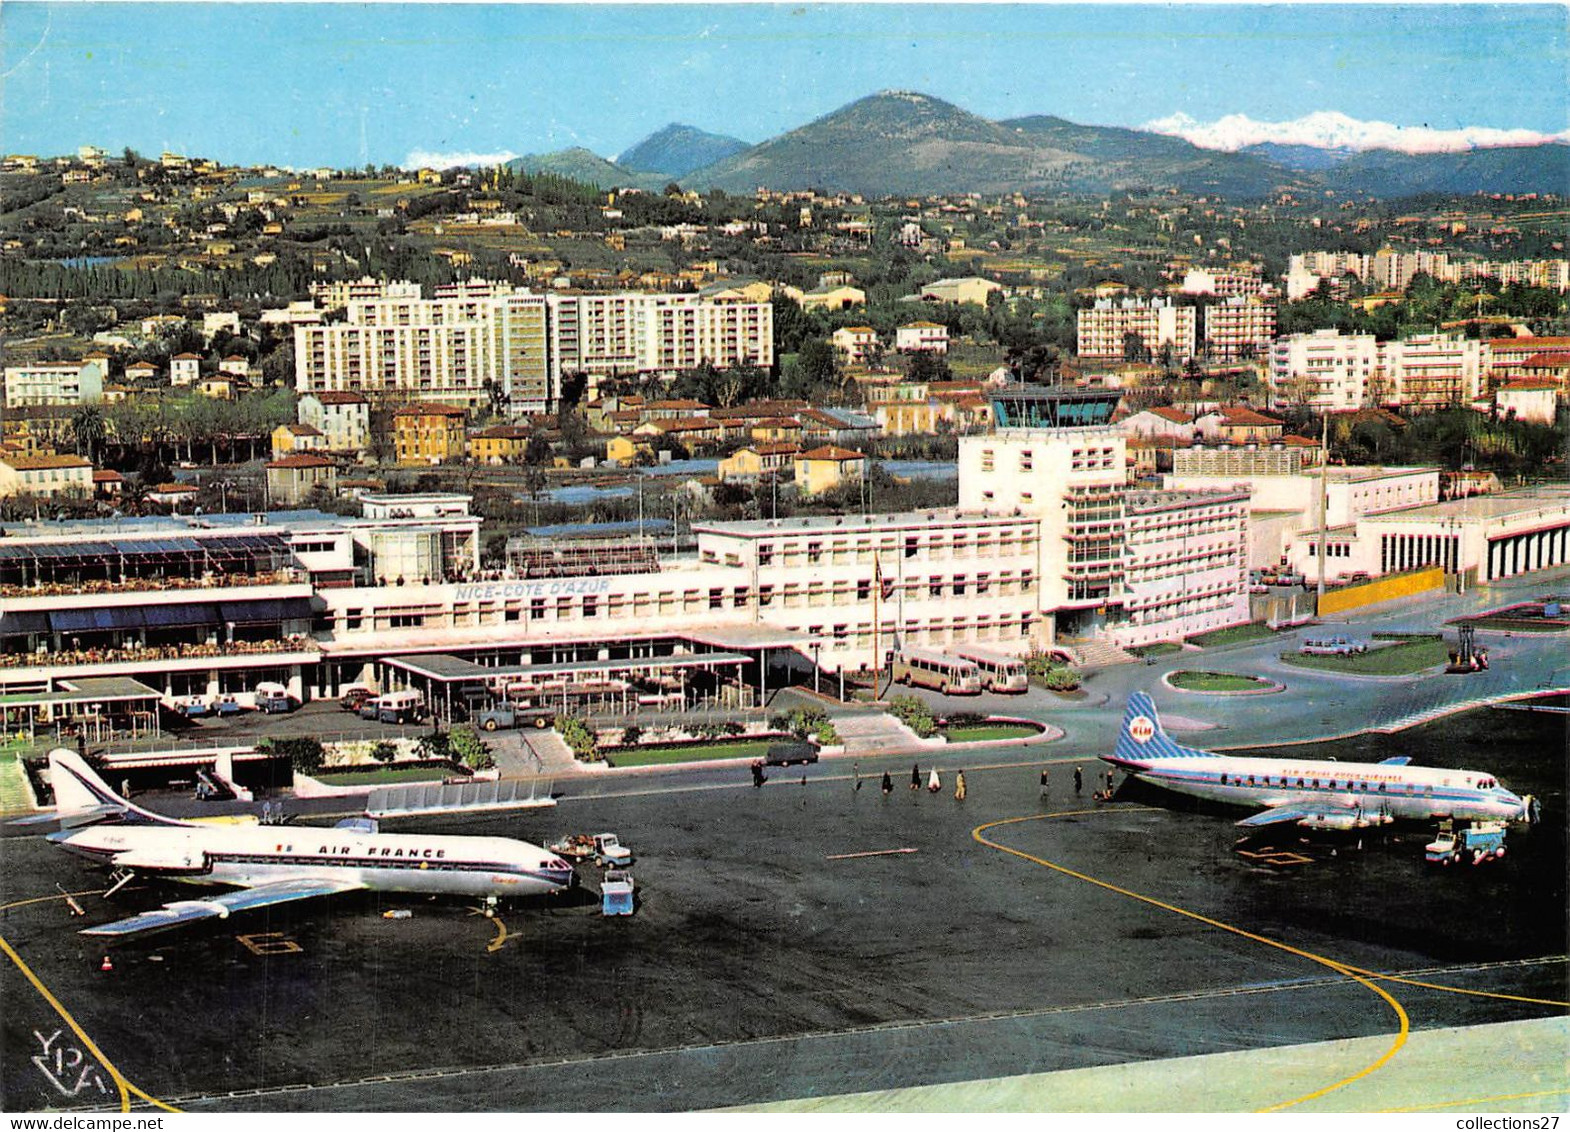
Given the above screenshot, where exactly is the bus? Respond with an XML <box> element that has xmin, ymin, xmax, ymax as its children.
<box><xmin>952</xmin><ymin>647</ymin><xmax>1029</xmax><ymax>694</ymax></box>
<box><xmin>890</xmin><ymin>649</ymin><xmax>983</xmax><ymax>695</ymax></box>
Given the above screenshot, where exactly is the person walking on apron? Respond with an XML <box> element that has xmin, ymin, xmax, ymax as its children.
<box><xmin>955</xmin><ymin>770</ymin><xmax>967</xmax><ymax>802</ymax></box>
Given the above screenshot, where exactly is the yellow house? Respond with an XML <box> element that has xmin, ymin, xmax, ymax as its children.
<box><xmin>0</xmin><ymin>453</ymin><xmax>94</xmax><ymax>499</ymax></box>
<box><xmin>271</xmin><ymin>422</ymin><xmax>327</xmax><ymax>459</ymax></box>
<box><xmin>919</xmin><ymin>276</ymin><xmax>1003</xmax><ymax>306</ymax></box>
<box><xmin>470</xmin><ymin>424</ymin><xmax>532</xmax><ymax>465</ymax></box>
<box><xmin>794</xmin><ymin>446</ymin><xmax>867</xmax><ymax>496</ymax></box>
<box><xmin>717</xmin><ymin>442</ymin><xmax>799</xmax><ymax>482</ymax></box>
<box><xmin>393</xmin><ymin>404</ymin><xmax>468</xmax><ymax>465</ymax></box>
<box><xmin>799</xmin><ymin>284</ymin><xmax>866</xmax><ymax>311</ymax></box>
<box><xmin>605</xmin><ymin>434</ymin><xmax>654</xmax><ymax>464</ymax></box>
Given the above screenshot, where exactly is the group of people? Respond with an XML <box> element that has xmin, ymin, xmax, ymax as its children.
<box><xmin>867</xmin><ymin>762</ymin><xmax>966</xmax><ymax>801</ymax></box>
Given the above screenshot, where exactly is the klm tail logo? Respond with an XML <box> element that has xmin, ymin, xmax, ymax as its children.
<box><xmin>1113</xmin><ymin>692</ymin><xmax>1211</xmax><ymax>765</ymax></box>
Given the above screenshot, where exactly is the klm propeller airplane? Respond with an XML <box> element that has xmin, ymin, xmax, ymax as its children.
<box><xmin>1105</xmin><ymin>692</ymin><xmax>1537</xmax><ymax>831</ymax></box>
<box><xmin>41</xmin><ymin>749</ymin><xmax>576</xmax><ymax>938</ymax></box>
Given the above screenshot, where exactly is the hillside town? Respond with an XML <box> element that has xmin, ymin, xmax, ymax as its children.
<box><xmin>2</xmin><ymin>148</ymin><xmax>1567</xmax><ymax>681</ymax></box>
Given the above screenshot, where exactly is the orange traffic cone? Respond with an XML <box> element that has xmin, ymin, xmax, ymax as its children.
<box><xmin>99</xmin><ymin>954</ymin><xmax>113</xmax><ymax>972</ymax></box>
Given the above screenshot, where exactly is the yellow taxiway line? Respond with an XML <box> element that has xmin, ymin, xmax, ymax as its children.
<box><xmin>1</xmin><ymin>889</ymin><xmax>183</xmax><ymax>1113</ymax></box>
<box><xmin>975</xmin><ymin>804</ymin><xmax>1570</xmax><ymax>1111</ymax></box>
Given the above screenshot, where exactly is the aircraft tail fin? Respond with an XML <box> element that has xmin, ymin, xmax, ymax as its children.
<box><xmin>47</xmin><ymin>750</ymin><xmax>189</xmax><ymax>828</ymax></box>
<box><xmin>1109</xmin><ymin>692</ymin><xmax>1217</xmax><ymax>767</ymax></box>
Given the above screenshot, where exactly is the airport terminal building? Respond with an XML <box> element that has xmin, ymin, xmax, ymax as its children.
<box><xmin>0</xmin><ymin>390</ymin><xmax>1265</xmax><ymax>739</ymax></box>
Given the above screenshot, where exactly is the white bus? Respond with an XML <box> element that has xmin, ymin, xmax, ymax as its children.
<box><xmin>891</xmin><ymin>649</ymin><xmax>983</xmax><ymax>695</ymax></box>
<box><xmin>953</xmin><ymin>647</ymin><xmax>1029</xmax><ymax>694</ymax></box>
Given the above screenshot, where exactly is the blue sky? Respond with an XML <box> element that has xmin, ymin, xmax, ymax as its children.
<box><xmin>3</xmin><ymin>4</ymin><xmax>1566</xmax><ymax>168</ymax></box>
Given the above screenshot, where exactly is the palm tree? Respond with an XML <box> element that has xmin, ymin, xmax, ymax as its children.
<box><xmin>71</xmin><ymin>406</ymin><xmax>107</xmax><ymax>465</ymax></box>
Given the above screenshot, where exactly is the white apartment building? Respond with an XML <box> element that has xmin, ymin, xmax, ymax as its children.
<box><xmin>1179</xmin><ymin>266</ymin><xmax>1268</xmax><ymax>298</ymax></box>
<box><xmin>1270</xmin><ymin>329</ymin><xmax>1383</xmax><ymax>411</ymax></box>
<box><xmin>1270</xmin><ymin>330</ymin><xmax>1485</xmax><ymax>411</ymax></box>
<box><xmin>0</xmin><ymin>454</ymin><xmax>94</xmax><ymax>499</ymax></box>
<box><xmin>1202</xmin><ymin>295</ymin><xmax>1277</xmax><ymax>360</ymax></box>
<box><xmin>1384</xmin><ymin>333</ymin><xmax>1487</xmax><ymax>411</ymax></box>
<box><xmin>1288</xmin><ymin>250</ymin><xmax>1570</xmax><ymax>297</ymax></box>
<box><xmin>545</xmin><ymin>292</ymin><xmax>774</xmax><ymax>383</ymax></box>
<box><xmin>294</xmin><ymin>290</ymin><xmax>552</xmax><ymax>413</ymax></box>
<box><xmin>1077</xmin><ymin>297</ymin><xmax>1198</xmax><ymax>361</ymax></box>
<box><xmin>3</xmin><ymin>359</ymin><xmax>104</xmax><ymax>407</ymax></box>
<box><xmin>310</xmin><ymin>277</ymin><xmax>423</xmax><ymax>307</ymax></box>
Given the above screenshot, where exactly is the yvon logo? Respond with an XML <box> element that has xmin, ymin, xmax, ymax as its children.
<box><xmin>1128</xmin><ymin>716</ymin><xmax>1155</xmax><ymax>744</ymax></box>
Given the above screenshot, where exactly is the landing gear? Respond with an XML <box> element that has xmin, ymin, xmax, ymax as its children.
<box><xmin>104</xmin><ymin>869</ymin><xmax>136</xmax><ymax>899</ymax></box>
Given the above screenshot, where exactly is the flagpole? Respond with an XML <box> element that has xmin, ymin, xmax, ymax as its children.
<box><xmin>872</xmin><ymin>554</ymin><xmax>881</xmax><ymax>698</ymax></box>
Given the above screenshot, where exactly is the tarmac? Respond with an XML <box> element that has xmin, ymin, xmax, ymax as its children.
<box><xmin>1</xmin><ymin>565</ymin><xmax>1566</xmax><ymax>1113</ymax></box>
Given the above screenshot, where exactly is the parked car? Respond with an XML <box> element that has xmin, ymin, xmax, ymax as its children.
<box><xmin>1300</xmin><ymin>636</ymin><xmax>1369</xmax><ymax>657</ymax></box>
<box><xmin>339</xmin><ymin>687</ymin><xmax>374</xmax><ymax>713</ymax></box>
<box><xmin>216</xmin><ymin>694</ymin><xmax>242</xmax><ymax>716</ymax></box>
<box><xmin>764</xmin><ymin>741</ymin><xmax>819</xmax><ymax>767</ymax></box>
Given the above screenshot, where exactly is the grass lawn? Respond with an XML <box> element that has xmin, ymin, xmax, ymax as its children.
<box><xmin>1464</xmin><ymin>619</ymin><xmax>1570</xmax><ymax>633</ymax></box>
<box><xmin>316</xmin><ymin>765</ymin><xmax>453</xmax><ymax>786</ymax></box>
<box><xmin>1128</xmin><ymin>641</ymin><xmax>1183</xmax><ymax>658</ymax></box>
<box><xmin>1280</xmin><ymin>639</ymin><xmax>1452</xmax><ymax>675</ymax></box>
<box><xmin>1169</xmin><ymin>670</ymin><xmax>1274</xmax><ymax>692</ymax></box>
<box><xmin>942</xmin><ymin>723</ymin><xmax>1041</xmax><ymax>742</ymax></box>
<box><xmin>1187</xmin><ymin>623</ymin><xmax>1278</xmax><ymax>648</ymax></box>
<box><xmin>608</xmin><ymin>739</ymin><xmax>776</xmax><ymax>767</ymax></box>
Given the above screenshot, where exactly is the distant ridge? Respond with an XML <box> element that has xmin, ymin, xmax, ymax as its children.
<box><xmin>618</xmin><ymin>124</ymin><xmax>749</xmax><ymax>178</ymax></box>
<box><xmin>496</xmin><ymin>90</ymin><xmax>1568</xmax><ymax>200</ymax></box>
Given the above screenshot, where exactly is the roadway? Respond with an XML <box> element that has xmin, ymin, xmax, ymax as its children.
<box><xmin>1</xmin><ymin>567</ymin><xmax>1566</xmax><ymax>1112</ymax></box>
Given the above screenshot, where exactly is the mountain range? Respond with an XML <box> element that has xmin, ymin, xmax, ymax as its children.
<box><xmin>506</xmin><ymin>91</ymin><xmax>1567</xmax><ymax>200</ymax></box>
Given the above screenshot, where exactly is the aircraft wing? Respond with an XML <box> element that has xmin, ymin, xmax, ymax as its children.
<box><xmin>80</xmin><ymin>877</ymin><xmax>364</xmax><ymax>938</ymax></box>
<box><xmin>1236</xmin><ymin>806</ymin><xmax>1322</xmax><ymax>829</ymax></box>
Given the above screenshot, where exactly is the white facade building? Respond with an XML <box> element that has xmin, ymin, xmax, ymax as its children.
<box><xmin>297</xmin><ymin>391</ymin><xmax>372</xmax><ymax>453</ymax></box>
<box><xmin>1270</xmin><ymin>329</ymin><xmax>1383</xmax><ymax>411</ymax></box>
<box><xmin>294</xmin><ymin>290</ymin><xmax>552</xmax><ymax>413</ymax></box>
<box><xmin>3</xmin><ymin>360</ymin><xmax>104</xmax><ymax>407</ymax></box>
<box><xmin>1077</xmin><ymin>297</ymin><xmax>1198</xmax><ymax>361</ymax></box>
<box><xmin>1202</xmin><ymin>295</ymin><xmax>1277</xmax><ymax>361</ymax></box>
<box><xmin>894</xmin><ymin>321</ymin><xmax>950</xmax><ymax>354</ymax></box>
<box><xmin>1271</xmin><ymin>331</ymin><xmax>1486</xmax><ymax>412</ymax></box>
<box><xmin>1116</xmin><ymin>489</ymin><xmax>1251</xmax><ymax>648</ymax></box>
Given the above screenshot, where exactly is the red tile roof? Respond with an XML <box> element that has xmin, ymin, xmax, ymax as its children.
<box><xmin>798</xmin><ymin>446</ymin><xmax>866</xmax><ymax>462</ymax></box>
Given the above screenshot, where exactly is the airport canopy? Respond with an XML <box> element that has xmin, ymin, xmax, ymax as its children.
<box><xmin>383</xmin><ymin>651</ymin><xmax>751</xmax><ymax>686</ymax></box>
<box><xmin>682</xmin><ymin>624</ymin><xmax>815</xmax><ymax>651</ymax></box>
<box><xmin>0</xmin><ymin>677</ymin><xmax>163</xmax><ymax>709</ymax></box>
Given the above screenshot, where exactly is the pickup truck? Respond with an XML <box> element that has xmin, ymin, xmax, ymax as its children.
<box><xmin>551</xmin><ymin>832</ymin><xmax>633</xmax><ymax>867</ymax></box>
<box><xmin>474</xmin><ymin>702</ymin><xmax>555</xmax><ymax>731</ymax></box>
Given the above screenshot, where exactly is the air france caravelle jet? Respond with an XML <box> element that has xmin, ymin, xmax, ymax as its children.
<box><xmin>42</xmin><ymin>749</ymin><xmax>577</xmax><ymax>938</ymax></box>
<box><xmin>1104</xmin><ymin>692</ymin><xmax>1537</xmax><ymax>830</ymax></box>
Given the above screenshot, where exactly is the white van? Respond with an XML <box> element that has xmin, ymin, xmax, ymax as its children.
<box><xmin>254</xmin><ymin>681</ymin><xmax>294</xmax><ymax>714</ymax></box>
<box><xmin>366</xmin><ymin>690</ymin><xmax>423</xmax><ymax>724</ymax></box>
